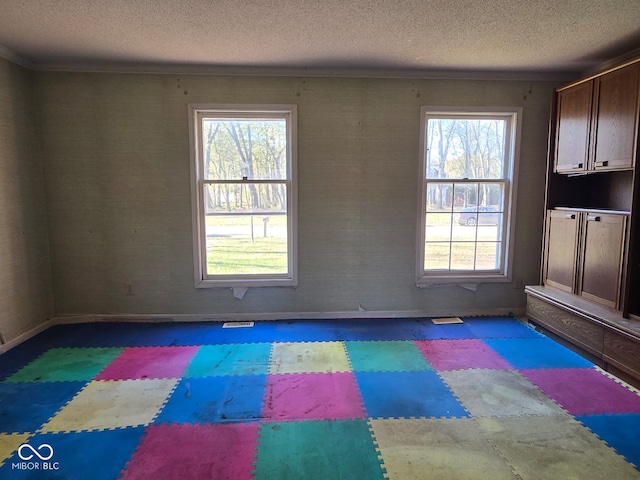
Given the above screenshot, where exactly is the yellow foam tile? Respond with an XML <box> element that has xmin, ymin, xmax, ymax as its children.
<box><xmin>370</xmin><ymin>418</ymin><xmax>518</xmax><ymax>480</ymax></box>
<box><xmin>475</xmin><ymin>416</ymin><xmax>640</xmax><ymax>480</ymax></box>
<box><xmin>40</xmin><ymin>379</ymin><xmax>178</xmax><ymax>433</ymax></box>
<box><xmin>0</xmin><ymin>433</ymin><xmax>31</xmax><ymax>467</ymax></box>
<box><xmin>269</xmin><ymin>342</ymin><xmax>351</xmax><ymax>374</ymax></box>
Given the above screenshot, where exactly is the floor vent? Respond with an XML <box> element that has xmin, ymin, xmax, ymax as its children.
<box><xmin>431</xmin><ymin>317</ymin><xmax>464</xmax><ymax>325</ymax></box>
<box><xmin>222</xmin><ymin>321</ymin><xmax>255</xmax><ymax>328</ymax></box>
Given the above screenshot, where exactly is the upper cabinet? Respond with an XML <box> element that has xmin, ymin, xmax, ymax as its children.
<box><xmin>592</xmin><ymin>63</ymin><xmax>640</xmax><ymax>171</ymax></box>
<box><xmin>555</xmin><ymin>81</ymin><xmax>593</xmax><ymax>173</ymax></box>
<box><xmin>554</xmin><ymin>62</ymin><xmax>640</xmax><ymax>174</ymax></box>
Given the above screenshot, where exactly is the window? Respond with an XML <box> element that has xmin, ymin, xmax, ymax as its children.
<box><xmin>189</xmin><ymin>104</ymin><xmax>297</xmax><ymax>288</ymax></box>
<box><xmin>416</xmin><ymin>107</ymin><xmax>521</xmax><ymax>286</ymax></box>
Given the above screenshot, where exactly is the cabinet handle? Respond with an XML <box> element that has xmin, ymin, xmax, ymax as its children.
<box><xmin>587</xmin><ymin>215</ymin><xmax>601</xmax><ymax>222</ymax></box>
<box><xmin>572</xmin><ymin>163</ymin><xmax>584</xmax><ymax>169</ymax></box>
<box><xmin>594</xmin><ymin>161</ymin><xmax>609</xmax><ymax>168</ymax></box>
<box><xmin>565</xmin><ymin>213</ymin><xmax>576</xmax><ymax>219</ymax></box>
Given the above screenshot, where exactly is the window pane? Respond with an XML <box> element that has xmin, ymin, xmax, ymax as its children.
<box><xmin>425</xmin><ymin>213</ymin><xmax>452</xmax><ymax>241</ymax></box>
<box><xmin>426</xmin><ymin>118</ymin><xmax>506</xmax><ymax>180</ymax></box>
<box><xmin>202</xmin><ymin>118</ymin><xmax>287</xmax><ymax>180</ymax></box>
<box><xmin>204</xmin><ymin>183</ymin><xmax>286</xmax><ymax>215</ymax></box>
<box><xmin>450</xmin><ymin>242</ymin><xmax>476</xmax><ymax>270</ymax></box>
<box><xmin>475</xmin><ymin>242</ymin><xmax>501</xmax><ymax>270</ymax></box>
<box><xmin>479</xmin><ymin>183</ymin><xmax>505</xmax><ymax>211</ymax></box>
<box><xmin>426</xmin><ymin>183</ymin><xmax>453</xmax><ymax>212</ymax></box>
<box><xmin>452</xmin><ymin>222</ymin><xmax>477</xmax><ymax>241</ymax></box>
<box><xmin>418</xmin><ymin>108</ymin><xmax>517</xmax><ymax>282</ymax></box>
<box><xmin>205</xmin><ymin>214</ymin><xmax>288</xmax><ymax>275</ymax></box>
<box><xmin>477</xmin><ymin>222</ymin><xmax>501</xmax><ymax>242</ymax></box>
<box><xmin>424</xmin><ymin>242</ymin><xmax>451</xmax><ymax>270</ymax></box>
<box><xmin>204</xmin><ymin>183</ymin><xmax>288</xmax><ymax>276</ymax></box>
<box><xmin>453</xmin><ymin>183</ymin><xmax>476</xmax><ymax>211</ymax></box>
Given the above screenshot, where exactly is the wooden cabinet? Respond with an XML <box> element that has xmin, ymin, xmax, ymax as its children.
<box><xmin>555</xmin><ymin>82</ymin><xmax>593</xmax><ymax>173</ymax></box>
<box><xmin>527</xmin><ymin>294</ymin><xmax>604</xmax><ymax>357</ymax></box>
<box><xmin>543</xmin><ymin>209</ymin><xmax>627</xmax><ymax>310</ymax></box>
<box><xmin>592</xmin><ymin>63</ymin><xmax>640</xmax><ymax>171</ymax></box>
<box><xmin>580</xmin><ymin>212</ymin><xmax>626</xmax><ymax>309</ymax></box>
<box><xmin>554</xmin><ymin>62</ymin><xmax>640</xmax><ymax>174</ymax></box>
<box><xmin>603</xmin><ymin>330</ymin><xmax>640</xmax><ymax>380</ymax></box>
<box><xmin>543</xmin><ymin>210</ymin><xmax>580</xmax><ymax>292</ymax></box>
<box><xmin>528</xmin><ymin>55</ymin><xmax>640</xmax><ymax>386</ymax></box>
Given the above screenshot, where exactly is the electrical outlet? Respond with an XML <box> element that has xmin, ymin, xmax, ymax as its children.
<box><xmin>125</xmin><ymin>283</ymin><xmax>135</xmax><ymax>296</ymax></box>
<box><xmin>514</xmin><ymin>278</ymin><xmax>524</xmax><ymax>290</ymax></box>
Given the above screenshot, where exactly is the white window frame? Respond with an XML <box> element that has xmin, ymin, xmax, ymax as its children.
<box><xmin>188</xmin><ymin>104</ymin><xmax>298</xmax><ymax>288</ymax></box>
<box><xmin>416</xmin><ymin>106</ymin><xmax>522</xmax><ymax>287</ymax></box>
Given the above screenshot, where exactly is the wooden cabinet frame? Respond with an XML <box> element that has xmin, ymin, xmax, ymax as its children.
<box><xmin>530</xmin><ymin>55</ymin><xmax>640</xmax><ymax>386</ymax></box>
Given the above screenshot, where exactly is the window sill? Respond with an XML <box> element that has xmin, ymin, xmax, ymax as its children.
<box><xmin>416</xmin><ymin>273</ymin><xmax>510</xmax><ymax>289</ymax></box>
<box><xmin>195</xmin><ymin>277</ymin><xmax>297</xmax><ymax>289</ymax></box>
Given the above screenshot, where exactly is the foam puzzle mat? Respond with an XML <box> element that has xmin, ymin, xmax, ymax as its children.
<box><xmin>1</xmin><ymin>316</ymin><xmax>640</xmax><ymax>479</ymax></box>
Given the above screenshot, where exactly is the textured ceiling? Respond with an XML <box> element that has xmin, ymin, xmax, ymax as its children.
<box><xmin>1</xmin><ymin>0</ymin><xmax>640</xmax><ymax>76</ymax></box>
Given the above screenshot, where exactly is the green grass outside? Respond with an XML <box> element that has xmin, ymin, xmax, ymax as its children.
<box><xmin>205</xmin><ymin>214</ymin><xmax>288</xmax><ymax>275</ymax></box>
<box><xmin>206</xmin><ymin>236</ymin><xmax>288</xmax><ymax>274</ymax></box>
<box><xmin>204</xmin><ymin>214</ymin><xmax>499</xmax><ymax>275</ymax></box>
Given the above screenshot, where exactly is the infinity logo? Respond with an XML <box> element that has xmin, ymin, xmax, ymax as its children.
<box><xmin>17</xmin><ymin>443</ymin><xmax>54</xmax><ymax>461</ymax></box>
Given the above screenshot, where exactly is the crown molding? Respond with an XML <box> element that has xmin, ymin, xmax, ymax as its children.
<box><xmin>32</xmin><ymin>61</ymin><xmax>577</xmax><ymax>83</ymax></box>
<box><xmin>584</xmin><ymin>46</ymin><xmax>640</xmax><ymax>76</ymax></box>
<box><xmin>0</xmin><ymin>45</ymin><xmax>34</xmax><ymax>70</ymax></box>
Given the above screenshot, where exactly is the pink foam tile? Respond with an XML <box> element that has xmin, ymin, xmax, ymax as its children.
<box><xmin>415</xmin><ymin>339</ymin><xmax>513</xmax><ymax>371</ymax></box>
<box><xmin>121</xmin><ymin>423</ymin><xmax>259</xmax><ymax>480</ymax></box>
<box><xmin>522</xmin><ymin>368</ymin><xmax>640</xmax><ymax>415</ymax></box>
<box><xmin>96</xmin><ymin>346</ymin><xmax>199</xmax><ymax>380</ymax></box>
<box><xmin>262</xmin><ymin>372</ymin><xmax>366</xmax><ymax>421</ymax></box>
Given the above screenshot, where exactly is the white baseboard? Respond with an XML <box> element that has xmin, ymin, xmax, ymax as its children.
<box><xmin>0</xmin><ymin>318</ymin><xmax>57</xmax><ymax>354</ymax></box>
<box><xmin>51</xmin><ymin>306</ymin><xmax>526</xmax><ymax>324</ymax></box>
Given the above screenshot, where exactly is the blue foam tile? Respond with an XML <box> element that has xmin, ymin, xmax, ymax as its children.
<box><xmin>484</xmin><ymin>337</ymin><xmax>594</xmax><ymax>369</ymax></box>
<box><xmin>32</xmin><ymin>323</ymin><xmax>145</xmax><ymax>348</ymax></box>
<box><xmin>192</xmin><ymin>320</ymin><xmax>339</xmax><ymax>344</ymax></box>
<box><xmin>125</xmin><ymin>322</ymin><xmax>227</xmax><ymax>346</ymax></box>
<box><xmin>0</xmin><ymin>427</ymin><xmax>146</xmax><ymax>479</ymax></box>
<box><xmin>417</xmin><ymin>322</ymin><xmax>476</xmax><ymax>340</ymax></box>
<box><xmin>578</xmin><ymin>414</ymin><xmax>640</xmax><ymax>468</ymax></box>
<box><xmin>355</xmin><ymin>370</ymin><xmax>469</xmax><ymax>419</ymax></box>
<box><xmin>462</xmin><ymin>316</ymin><xmax>541</xmax><ymax>339</ymax></box>
<box><xmin>94</xmin><ymin>322</ymin><xmax>223</xmax><ymax>347</ymax></box>
<box><xmin>0</xmin><ymin>382</ymin><xmax>86</xmax><ymax>433</ymax></box>
<box><xmin>270</xmin><ymin>320</ymin><xmax>343</xmax><ymax>342</ymax></box>
<box><xmin>185</xmin><ymin>343</ymin><xmax>271</xmax><ymax>377</ymax></box>
<box><xmin>0</xmin><ymin>343</ymin><xmax>51</xmax><ymax>382</ymax></box>
<box><xmin>156</xmin><ymin>375</ymin><xmax>266</xmax><ymax>424</ymax></box>
<box><xmin>31</xmin><ymin>322</ymin><xmax>222</xmax><ymax>348</ymax></box>
<box><xmin>334</xmin><ymin>318</ymin><xmax>440</xmax><ymax>341</ymax></box>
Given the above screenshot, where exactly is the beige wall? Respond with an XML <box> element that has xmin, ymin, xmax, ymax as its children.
<box><xmin>0</xmin><ymin>58</ymin><xmax>54</xmax><ymax>343</ymax></box>
<box><xmin>34</xmin><ymin>71</ymin><xmax>555</xmax><ymax>319</ymax></box>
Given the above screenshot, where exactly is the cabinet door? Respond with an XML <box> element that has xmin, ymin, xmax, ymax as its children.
<box><xmin>544</xmin><ymin>210</ymin><xmax>580</xmax><ymax>292</ymax></box>
<box><xmin>580</xmin><ymin>213</ymin><xmax>626</xmax><ymax>309</ymax></box>
<box><xmin>555</xmin><ymin>81</ymin><xmax>593</xmax><ymax>173</ymax></box>
<box><xmin>592</xmin><ymin>63</ymin><xmax>640</xmax><ymax>171</ymax></box>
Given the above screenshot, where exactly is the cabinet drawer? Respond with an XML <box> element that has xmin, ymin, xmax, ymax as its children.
<box><xmin>526</xmin><ymin>295</ymin><xmax>604</xmax><ymax>356</ymax></box>
<box><xmin>603</xmin><ymin>331</ymin><xmax>640</xmax><ymax>380</ymax></box>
